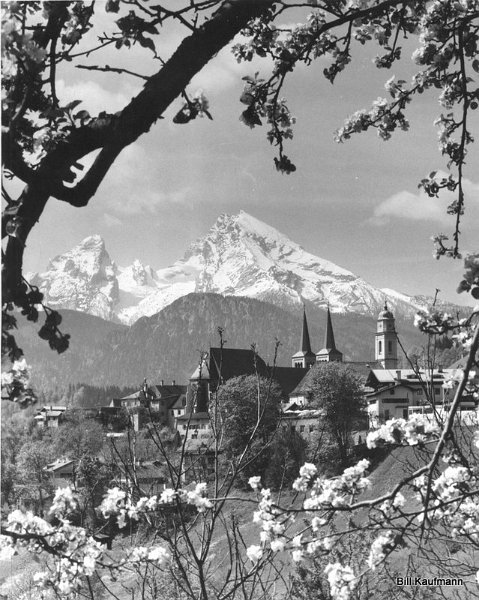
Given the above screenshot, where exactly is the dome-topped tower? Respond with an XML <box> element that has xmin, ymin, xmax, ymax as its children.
<box><xmin>375</xmin><ymin>302</ymin><xmax>398</xmax><ymax>369</ymax></box>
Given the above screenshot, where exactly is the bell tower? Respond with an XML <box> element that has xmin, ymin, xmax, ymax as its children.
<box><xmin>292</xmin><ymin>307</ymin><xmax>316</xmax><ymax>368</ymax></box>
<box><xmin>375</xmin><ymin>302</ymin><xmax>398</xmax><ymax>369</ymax></box>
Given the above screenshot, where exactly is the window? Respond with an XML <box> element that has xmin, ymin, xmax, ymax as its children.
<box><xmin>309</xmin><ymin>425</ymin><xmax>315</xmax><ymax>432</ymax></box>
<box><xmin>388</xmin><ymin>341</ymin><xmax>393</xmax><ymax>353</ymax></box>
<box><xmin>435</xmin><ymin>388</ymin><xmax>440</xmax><ymax>396</ymax></box>
<box><xmin>403</xmin><ymin>409</ymin><xmax>408</xmax><ymax>419</ymax></box>
<box><xmin>416</xmin><ymin>389</ymin><xmax>423</xmax><ymax>395</ymax></box>
<box><xmin>300</xmin><ymin>425</ymin><xmax>305</xmax><ymax>433</ymax></box>
<box><xmin>384</xmin><ymin>409</ymin><xmax>390</xmax><ymax>420</ymax></box>
<box><xmin>378</xmin><ymin>341</ymin><xmax>382</xmax><ymax>354</ymax></box>
<box><xmin>389</xmin><ymin>389</ymin><xmax>395</xmax><ymax>395</ymax></box>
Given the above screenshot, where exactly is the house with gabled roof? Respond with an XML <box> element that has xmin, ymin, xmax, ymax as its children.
<box><xmin>45</xmin><ymin>458</ymin><xmax>76</xmax><ymax>488</ymax></box>
<box><xmin>365</xmin><ymin>366</ymin><xmax>477</xmax><ymax>426</ymax></box>
<box><xmin>34</xmin><ymin>405</ymin><xmax>67</xmax><ymax>428</ymax></box>
<box><xmin>107</xmin><ymin>381</ymin><xmax>188</xmax><ymax>431</ymax></box>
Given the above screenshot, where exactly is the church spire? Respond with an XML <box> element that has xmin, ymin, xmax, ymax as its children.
<box><xmin>291</xmin><ymin>306</ymin><xmax>316</xmax><ymax>369</ymax></box>
<box><xmin>323</xmin><ymin>305</ymin><xmax>337</xmax><ymax>351</ymax></box>
<box><xmin>300</xmin><ymin>305</ymin><xmax>313</xmax><ymax>354</ymax></box>
<box><xmin>316</xmin><ymin>306</ymin><xmax>343</xmax><ymax>363</ymax></box>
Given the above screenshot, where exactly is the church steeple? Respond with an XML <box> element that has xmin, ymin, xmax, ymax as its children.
<box><xmin>300</xmin><ymin>307</ymin><xmax>313</xmax><ymax>354</ymax></box>
<box><xmin>316</xmin><ymin>306</ymin><xmax>343</xmax><ymax>363</ymax></box>
<box><xmin>375</xmin><ymin>302</ymin><xmax>398</xmax><ymax>369</ymax></box>
<box><xmin>323</xmin><ymin>306</ymin><xmax>337</xmax><ymax>352</ymax></box>
<box><xmin>292</xmin><ymin>306</ymin><xmax>316</xmax><ymax>368</ymax></box>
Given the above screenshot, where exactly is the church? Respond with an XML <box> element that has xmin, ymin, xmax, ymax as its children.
<box><xmin>286</xmin><ymin>303</ymin><xmax>474</xmax><ymax>427</ymax></box>
<box><xmin>109</xmin><ymin>302</ymin><xmax>476</xmax><ymax>439</ymax></box>
<box><xmin>179</xmin><ymin>302</ymin><xmax>404</xmax><ymax>439</ymax></box>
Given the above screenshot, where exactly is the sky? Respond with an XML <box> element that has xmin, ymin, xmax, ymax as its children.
<box><xmin>13</xmin><ymin>3</ymin><xmax>479</xmax><ymax>307</ymax></box>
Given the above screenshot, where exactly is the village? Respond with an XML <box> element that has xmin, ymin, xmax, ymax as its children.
<box><xmin>33</xmin><ymin>304</ymin><xmax>477</xmax><ymax>500</ymax></box>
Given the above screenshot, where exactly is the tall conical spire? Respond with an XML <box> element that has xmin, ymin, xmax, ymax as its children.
<box><xmin>300</xmin><ymin>305</ymin><xmax>313</xmax><ymax>354</ymax></box>
<box><xmin>323</xmin><ymin>305</ymin><xmax>337</xmax><ymax>351</ymax></box>
<box><xmin>316</xmin><ymin>305</ymin><xmax>342</xmax><ymax>363</ymax></box>
<box><xmin>291</xmin><ymin>306</ymin><xmax>316</xmax><ymax>368</ymax></box>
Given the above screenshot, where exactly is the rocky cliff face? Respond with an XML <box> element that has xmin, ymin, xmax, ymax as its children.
<box><xmin>27</xmin><ymin>212</ymin><xmax>460</xmax><ymax>324</ymax></box>
<box><xmin>123</xmin><ymin>210</ymin><xmax>423</xmax><ymax>322</ymax></box>
<box><xmin>29</xmin><ymin>235</ymin><xmax>120</xmax><ymax>321</ymax></box>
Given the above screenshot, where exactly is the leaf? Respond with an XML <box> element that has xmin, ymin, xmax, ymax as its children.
<box><xmin>139</xmin><ymin>36</ymin><xmax>156</xmax><ymax>53</ymax></box>
<box><xmin>142</xmin><ymin>22</ymin><xmax>159</xmax><ymax>35</ymax></box>
<box><xmin>240</xmin><ymin>107</ymin><xmax>262</xmax><ymax>129</ymax></box>
<box><xmin>240</xmin><ymin>91</ymin><xmax>255</xmax><ymax>105</ymax></box>
<box><xmin>73</xmin><ymin>110</ymin><xmax>91</xmax><ymax>121</ymax></box>
<box><xmin>472</xmin><ymin>59</ymin><xmax>479</xmax><ymax>73</ymax></box>
<box><xmin>105</xmin><ymin>0</ymin><xmax>120</xmax><ymax>12</ymax></box>
<box><xmin>65</xmin><ymin>100</ymin><xmax>82</xmax><ymax>111</ymax></box>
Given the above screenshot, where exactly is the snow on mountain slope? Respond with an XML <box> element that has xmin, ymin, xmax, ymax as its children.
<box><xmin>28</xmin><ymin>235</ymin><xmax>120</xmax><ymax>321</ymax></box>
<box><xmin>27</xmin><ymin>211</ymin><xmax>449</xmax><ymax>324</ymax></box>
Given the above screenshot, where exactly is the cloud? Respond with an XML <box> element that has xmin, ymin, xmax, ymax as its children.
<box><xmin>56</xmin><ymin>79</ymin><xmax>136</xmax><ymax>117</ymax></box>
<box><xmin>189</xmin><ymin>36</ymin><xmax>273</xmax><ymax>94</ymax></box>
<box><xmin>370</xmin><ymin>175</ymin><xmax>479</xmax><ymax>226</ymax></box>
<box><xmin>102</xmin><ymin>213</ymin><xmax>123</xmax><ymax>227</ymax></box>
<box><xmin>99</xmin><ymin>145</ymin><xmax>194</xmax><ymax>215</ymax></box>
<box><xmin>110</xmin><ymin>187</ymin><xmax>193</xmax><ymax>215</ymax></box>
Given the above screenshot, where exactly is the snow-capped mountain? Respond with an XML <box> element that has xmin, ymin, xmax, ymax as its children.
<box><xmin>27</xmin><ymin>211</ymin><xmax>452</xmax><ymax>324</ymax></box>
<box><xmin>28</xmin><ymin>235</ymin><xmax>120</xmax><ymax>321</ymax></box>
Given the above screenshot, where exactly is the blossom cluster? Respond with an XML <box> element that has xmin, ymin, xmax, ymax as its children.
<box><xmin>100</xmin><ymin>482</ymin><xmax>213</xmax><ymax>528</ymax></box>
<box><xmin>1</xmin><ymin>357</ymin><xmax>32</xmax><ymax>391</ymax></box>
<box><xmin>293</xmin><ymin>459</ymin><xmax>370</xmax><ymax>510</ymax></box>
<box><xmin>248</xmin><ymin>487</ymin><xmax>288</xmax><ymax>561</ymax></box>
<box><xmin>413</xmin><ymin>309</ymin><xmax>456</xmax><ymax>334</ymax></box>
<box><xmin>324</xmin><ymin>562</ymin><xmax>357</xmax><ymax>600</ymax></box>
<box><xmin>246</xmin><ymin>460</ymin><xmax>371</xmax><ymax>572</ymax></box>
<box><xmin>379</xmin><ymin>491</ymin><xmax>406</xmax><ymax>517</ymax></box>
<box><xmin>50</xmin><ymin>486</ymin><xmax>78</xmax><ymax>518</ymax></box>
<box><xmin>367</xmin><ymin>531</ymin><xmax>396</xmax><ymax>570</ymax></box>
<box><xmin>367</xmin><ymin>414</ymin><xmax>440</xmax><ymax>448</ymax></box>
<box><xmin>1</xmin><ymin>488</ymin><xmax>174</xmax><ymax>596</ymax></box>
<box><xmin>1</xmin><ymin>5</ymin><xmax>47</xmax><ymax>86</ymax></box>
<box><xmin>2</xmin><ymin>507</ymin><xmax>104</xmax><ymax>596</ymax></box>
<box><xmin>127</xmin><ymin>545</ymin><xmax>171</xmax><ymax>566</ymax></box>
<box><xmin>415</xmin><ymin>465</ymin><xmax>479</xmax><ymax>543</ymax></box>
<box><xmin>335</xmin><ymin>96</ymin><xmax>410</xmax><ymax>143</ymax></box>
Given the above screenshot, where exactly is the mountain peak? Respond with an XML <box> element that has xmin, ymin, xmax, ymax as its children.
<box><xmin>29</xmin><ymin>213</ymin><xmax>464</xmax><ymax>325</ymax></box>
<box><xmin>31</xmin><ymin>234</ymin><xmax>119</xmax><ymax>321</ymax></box>
<box><xmin>79</xmin><ymin>234</ymin><xmax>104</xmax><ymax>246</ymax></box>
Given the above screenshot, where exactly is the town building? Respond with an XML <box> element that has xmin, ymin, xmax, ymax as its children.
<box><xmin>103</xmin><ymin>382</ymin><xmax>188</xmax><ymax>431</ymax></box>
<box><xmin>100</xmin><ymin>301</ymin><xmax>475</xmax><ymax>443</ymax></box>
<box><xmin>287</xmin><ymin>303</ymin><xmax>476</xmax><ymax>430</ymax></box>
<box><xmin>45</xmin><ymin>458</ymin><xmax>76</xmax><ymax>488</ymax></box>
<box><xmin>34</xmin><ymin>405</ymin><xmax>67</xmax><ymax>428</ymax></box>
<box><xmin>365</xmin><ymin>366</ymin><xmax>477</xmax><ymax>426</ymax></box>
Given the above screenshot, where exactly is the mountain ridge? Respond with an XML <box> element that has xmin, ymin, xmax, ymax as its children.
<box><xmin>14</xmin><ymin>293</ymin><xmax>462</xmax><ymax>392</ymax></box>
<box><xmin>27</xmin><ymin>211</ymin><xmax>467</xmax><ymax>325</ymax></box>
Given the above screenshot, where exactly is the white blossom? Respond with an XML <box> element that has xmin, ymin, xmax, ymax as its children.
<box><xmin>324</xmin><ymin>562</ymin><xmax>356</xmax><ymax>600</ymax></box>
<box><xmin>249</xmin><ymin>476</ymin><xmax>262</xmax><ymax>490</ymax></box>
<box><xmin>148</xmin><ymin>545</ymin><xmax>170</xmax><ymax>565</ymax></box>
<box><xmin>246</xmin><ymin>544</ymin><xmax>263</xmax><ymax>563</ymax></box>
<box><xmin>50</xmin><ymin>487</ymin><xmax>78</xmax><ymax>518</ymax></box>
<box><xmin>270</xmin><ymin>539</ymin><xmax>285</xmax><ymax>552</ymax></box>
<box><xmin>367</xmin><ymin>531</ymin><xmax>395</xmax><ymax>570</ymax></box>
